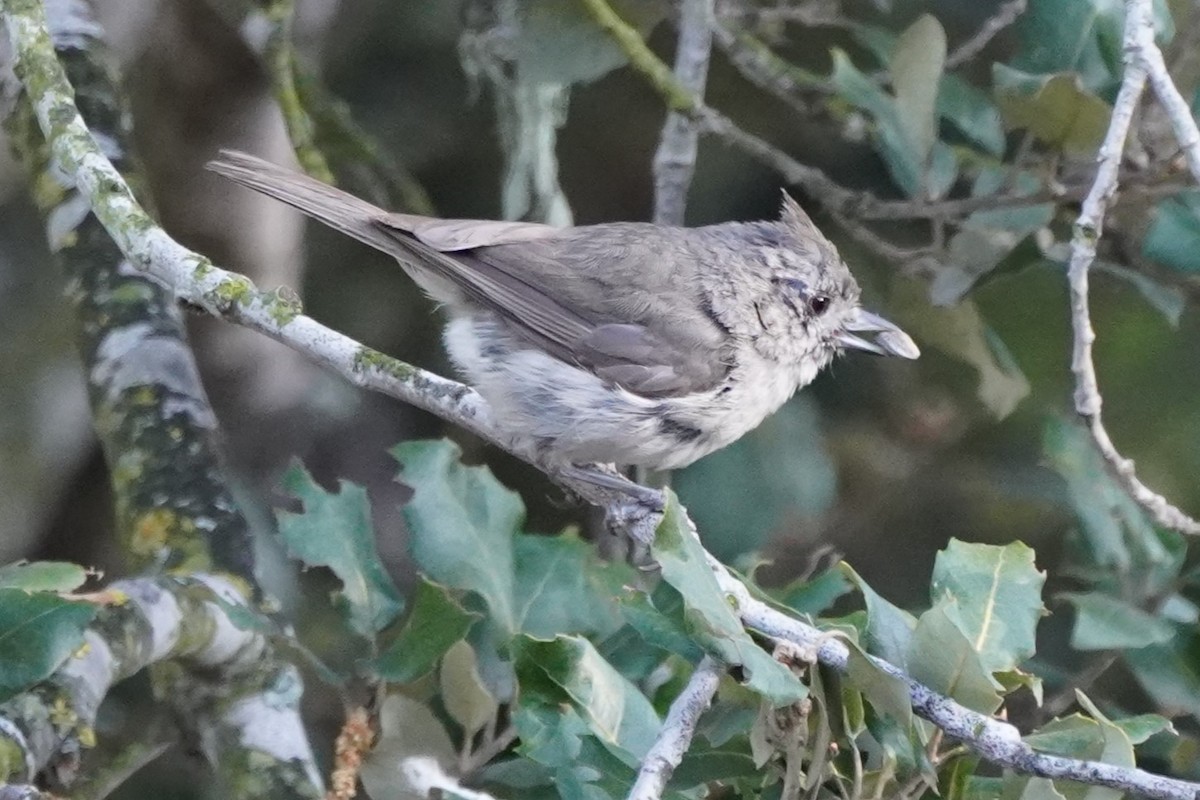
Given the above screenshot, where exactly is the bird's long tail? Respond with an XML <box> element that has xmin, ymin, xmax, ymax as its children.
<box><xmin>206</xmin><ymin>150</ymin><xmax>401</xmax><ymax>255</ymax></box>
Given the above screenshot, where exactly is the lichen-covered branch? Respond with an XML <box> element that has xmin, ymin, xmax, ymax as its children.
<box><xmin>2</xmin><ymin>0</ymin><xmax>655</xmax><ymax>535</ymax></box>
<box><xmin>249</xmin><ymin>0</ymin><xmax>334</xmax><ymax>182</ymax></box>
<box><xmin>652</xmin><ymin>0</ymin><xmax>714</xmax><ymax>226</ymax></box>
<box><xmin>1067</xmin><ymin>0</ymin><xmax>1200</xmax><ymax>536</ymax></box>
<box><xmin>627</xmin><ymin>657</ymin><xmax>722</xmax><ymax>800</ymax></box>
<box><xmin>2</xmin><ymin>3</ymin><xmax>328</xmax><ymax>796</ymax></box>
<box><xmin>0</xmin><ymin>576</ymin><xmax>322</xmax><ymax>798</ymax></box>
<box><xmin>2</xmin><ymin>0</ymin><xmax>255</xmax><ymax>578</ymax></box>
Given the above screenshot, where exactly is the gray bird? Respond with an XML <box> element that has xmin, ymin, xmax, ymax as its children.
<box><xmin>208</xmin><ymin>151</ymin><xmax>918</xmax><ymax>471</ymax></box>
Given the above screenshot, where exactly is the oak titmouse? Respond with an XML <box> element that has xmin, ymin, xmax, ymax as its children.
<box><xmin>209</xmin><ymin>151</ymin><xmax>918</xmax><ymax>471</ymax></box>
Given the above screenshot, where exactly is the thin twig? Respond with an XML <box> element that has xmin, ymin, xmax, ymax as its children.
<box><xmin>580</xmin><ymin>0</ymin><xmax>859</xmax><ymax>211</ymax></box>
<box><xmin>1067</xmin><ymin>0</ymin><xmax>1200</xmax><ymax>536</ymax></box>
<box><xmin>740</xmin><ymin>1</ymin><xmax>855</xmax><ymax>31</ymax></box>
<box><xmin>711</xmin><ymin>0</ymin><xmax>830</xmax><ymax>115</ymax></box>
<box><xmin>291</xmin><ymin>65</ymin><xmax>437</xmax><ymax>214</ymax></box>
<box><xmin>1038</xmin><ymin>652</ymin><xmax>1120</xmax><ymax>722</ymax></box>
<box><xmin>254</xmin><ymin>0</ymin><xmax>334</xmax><ymax>182</ymax></box>
<box><xmin>711</xmin><ymin>556</ymin><xmax>1200</xmax><ymax>800</ymax></box>
<box><xmin>462</xmin><ymin>725</ymin><xmax>518</xmax><ymax>775</ymax></box>
<box><xmin>627</xmin><ymin>658</ymin><xmax>723</xmax><ymax>800</ymax></box>
<box><xmin>944</xmin><ymin>0</ymin><xmax>1027</xmax><ymax>70</ymax></box>
<box><xmin>582</xmin><ymin>0</ymin><xmax>1184</xmax><ymax>228</ymax></box>
<box><xmin>242</xmin><ymin>2</ymin><xmax>434</xmax><ymax>212</ymax></box>
<box><xmin>1137</xmin><ymin>2</ymin><xmax>1200</xmax><ymax>182</ymax></box>
<box><xmin>653</xmin><ymin>0</ymin><xmax>714</xmax><ymax>226</ymax></box>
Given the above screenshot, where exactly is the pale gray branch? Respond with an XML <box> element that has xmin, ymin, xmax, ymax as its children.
<box><xmin>1067</xmin><ymin>0</ymin><xmax>1200</xmax><ymax>535</ymax></box>
<box><xmin>711</xmin><ymin>556</ymin><xmax>1200</xmax><ymax>800</ymax></box>
<box><xmin>1137</xmin><ymin>1</ymin><xmax>1200</xmax><ymax>181</ymax></box>
<box><xmin>653</xmin><ymin>0</ymin><xmax>714</xmax><ymax>226</ymax></box>
<box><xmin>944</xmin><ymin>0</ymin><xmax>1027</xmax><ymax>69</ymax></box>
<box><xmin>627</xmin><ymin>657</ymin><xmax>723</xmax><ymax>800</ymax></box>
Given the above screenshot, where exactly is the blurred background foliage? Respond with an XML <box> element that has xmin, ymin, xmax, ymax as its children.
<box><xmin>3</xmin><ymin>0</ymin><xmax>1200</xmax><ymax>795</ymax></box>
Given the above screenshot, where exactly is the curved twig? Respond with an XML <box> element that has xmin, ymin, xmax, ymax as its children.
<box><xmin>627</xmin><ymin>658</ymin><xmax>723</xmax><ymax>800</ymax></box>
<box><xmin>1067</xmin><ymin>0</ymin><xmax>1200</xmax><ymax>536</ymax></box>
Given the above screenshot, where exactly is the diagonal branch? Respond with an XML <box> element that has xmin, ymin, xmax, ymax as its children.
<box><xmin>251</xmin><ymin>0</ymin><xmax>334</xmax><ymax>182</ymax></box>
<box><xmin>627</xmin><ymin>657</ymin><xmax>723</xmax><ymax>800</ymax></box>
<box><xmin>944</xmin><ymin>0</ymin><xmax>1027</xmax><ymax>69</ymax></box>
<box><xmin>1067</xmin><ymin>0</ymin><xmax>1200</xmax><ymax>536</ymax></box>
<box><xmin>711</xmin><ymin>556</ymin><xmax>1200</xmax><ymax>800</ymax></box>
<box><xmin>2</xmin><ymin>0</ymin><xmax>658</xmax><ymax>538</ymax></box>
<box><xmin>1137</xmin><ymin>0</ymin><xmax>1200</xmax><ymax>182</ymax></box>
<box><xmin>710</xmin><ymin>2</ymin><xmax>829</xmax><ymax>116</ymax></box>
<box><xmin>579</xmin><ymin>0</ymin><xmax>860</xmax><ymax>211</ymax></box>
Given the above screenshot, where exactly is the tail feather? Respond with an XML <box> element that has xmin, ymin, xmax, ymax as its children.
<box><xmin>206</xmin><ymin>150</ymin><xmax>400</xmax><ymax>254</ymax></box>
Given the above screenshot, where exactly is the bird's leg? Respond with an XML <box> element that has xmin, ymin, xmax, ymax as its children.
<box><xmin>550</xmin><ymin>463</ymin><xmax>665</xmax><ymax>546</ymax></box>
<box><xmin>554</xmin><ymin>463</ymin><xmax>665</xmax><ymax>510</ymax></box>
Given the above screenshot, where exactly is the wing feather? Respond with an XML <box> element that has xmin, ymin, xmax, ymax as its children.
<box><xmin>374</xmin><ymin>217</ymin><xmax>730</xmax><ymax>397</ymax></box>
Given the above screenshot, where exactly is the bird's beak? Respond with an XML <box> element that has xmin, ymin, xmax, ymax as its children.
<box><xmin>837</xmin><ymin>309</ymin><xmax>920</xmax><ymax>359</ymax></box>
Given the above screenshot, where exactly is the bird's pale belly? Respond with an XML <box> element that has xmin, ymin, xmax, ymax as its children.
<box><xmin>444</xmin><ymin>315</ymin><xmax>817</xmax><ymax>469</ymax></box>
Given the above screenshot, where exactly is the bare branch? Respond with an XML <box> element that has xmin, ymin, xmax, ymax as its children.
<box><xmin>580</xmin><ymin>0</ymin><xmax>861</xmax><ymax>211</ymax></box>
<box><xmin>1137</xmin><ymin>3</ymin><xmax>1200</xmax><ymax>182</ymax></box>
<box><xmin>627</xmin><ymin>657</ymin><xmax>723</xmax><ymax>800</ymax></box>
<box><xmin>710</xmin><ymin>5</ymin><xmax>828</xmax><ymax>116</ymax></box>
<box><xmin>583</xmin><ymin>0</ymin><xmax>1152</xmax><ymax>229</ymax></box>
<box><xmin>653</xmin><ymin>0</ymin><xmax>714</xmax><ymax>226</ymax></box>
<box><xmin>711</xmin><ymin>557</ymin><xmax>1200</xmax><ymax>800</ymax></box>
<box><xmin>944</xmin><ymin>0</ymin><xmax>1027</xmax><ymax>70</ymax></box>
<box><xmin>1067</xmin><ymin>0</ymin><xmax>1200</xmax><ymax>536</ymax></box>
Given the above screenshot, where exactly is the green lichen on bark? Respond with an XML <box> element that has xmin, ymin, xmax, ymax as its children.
<box><xmin>257</xmin><ymin>0</ymin><xmax>333</xmax><ymax>183</ymax></box>
<box><xmin>354</xmin><ymin>346</ymin><xmax>418</xmax><ymax>380</ymax></box>
<box><xmin>264</xmin><ymin>287</ymin><xmax>303</xmax><ymax>326</ymax></box>
<box><xmin>3</xmin><ymin>2</ymin><xmax>255</xmax><ymax>580</ymax></box>
<box><xmin>209</xmin><ymin>274</ymin><xmax>257</xmax><ymax>308</ymax></box>
<box><xmin>0</xmin><ymin>735</ymin><xmax>26</xmax><ymax>783</ymax></box>
<box><xmin>223</xmin><ymin>748</ymin><xmax>323</xmax><ymax>800</ymax></box>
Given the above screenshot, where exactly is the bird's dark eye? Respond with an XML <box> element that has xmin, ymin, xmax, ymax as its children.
<box><xmin>809</xmin><ymin>294</ymin><xmax>832</xmax><ymax>316</ymax></box>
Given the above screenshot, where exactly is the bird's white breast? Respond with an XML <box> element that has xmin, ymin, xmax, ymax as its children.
<box><xmin>443</xmin><ymin>314</ymin><xmax>816</xmax><ymax>469</ymax></box>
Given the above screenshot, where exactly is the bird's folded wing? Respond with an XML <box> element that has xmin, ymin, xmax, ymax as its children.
<box><xmin>373</xmin><ymin>215</ymin><xmax>728</xmax><ymax>398</ymax></box>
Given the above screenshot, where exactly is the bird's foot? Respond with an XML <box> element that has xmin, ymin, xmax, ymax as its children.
<box><xmin>551</xmin><ymin>463</ymin><xmax>665</xmax><ymax>545</ymax></box>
